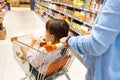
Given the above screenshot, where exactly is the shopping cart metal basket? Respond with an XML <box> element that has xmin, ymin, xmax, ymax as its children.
<box><xmin>11</xmin><ymin>34</ymin><xmax>74</xmax><ymax>80</ymax></box>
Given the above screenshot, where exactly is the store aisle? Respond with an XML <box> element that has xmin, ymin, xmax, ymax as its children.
<box><xmin>0</xmin><ymin>7</ymin><xmax>87</xmax><ymax>80</ymax></box>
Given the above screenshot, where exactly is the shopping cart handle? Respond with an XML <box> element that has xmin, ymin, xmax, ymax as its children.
<box><xmin>44</xmin><ymin>43</ymin><xmax>64</xmax><ymax>52</ymax></box>
<box><xmin>11</xmin><ymin>36</ymin><xmax>18</xmax><ymax>42</ymax></box>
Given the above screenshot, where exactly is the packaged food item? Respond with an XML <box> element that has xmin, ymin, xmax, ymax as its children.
<box><xmin>74</xmin><ymin>11</ymin><xmax>85</xmax><ymax>20</ymax></box>
<box><xmin>90</xmin><ymin>13</ymin><xmax>96</xmax><ymax>24</ymax></box>
<box><xmin>85</xmin><ymin>12</ymin><xmax>90</xmax><ymax>22</ymax></box>
<box><xmin>0</xmin><ymin>19</ymin><xmax>6</xmax><ymax>40</ymax></box>
<box><xmin>0</xmin><ymin>19</ymin><xmax>3</xmax><ymax>30</ymax></box>
<box><xmin>0</xmin><ymin>27</ymin><xmax>6</xmax><ymax>40</ymax></box>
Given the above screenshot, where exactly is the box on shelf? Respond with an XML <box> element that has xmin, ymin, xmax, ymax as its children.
<box><xmin>0</xmin><ymin>27</ymin><xmax>6</xmax><ymax>40</ymax></box>
<box><xmin>0</xmin><ymin>19</ymin><xmax>6</xmax><ymax>40</ymax></box>
<box><xmin>11</xmin><ymin>2</ymin><xmax>20</xmax><ymax>7</ymax></box>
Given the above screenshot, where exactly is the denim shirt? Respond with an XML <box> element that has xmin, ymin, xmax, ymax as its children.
<box><xmin>68</xmin><ymin>0</ymin><xmax>120</xmax><ymax>80</ymax></box>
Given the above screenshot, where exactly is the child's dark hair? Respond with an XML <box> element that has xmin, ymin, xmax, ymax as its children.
<box><xmin>46</xmin><ymin>19</ymin><xmax>69</xmax><ymax>43</ymax></box>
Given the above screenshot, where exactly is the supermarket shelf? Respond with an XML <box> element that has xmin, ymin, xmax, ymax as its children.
<box><xmin>39</xmin><ymin>3</ymin><xmax>93</xmax><ymax>27</ymax></box>
<box><xmin>51</xmin><ymin>8</ymin><xmax>93</xmax><ymax>27</ymax></box>
<box><xmin>70</xmin><ymin>26</ymin><xmax>82</xmax><ymax>35</ymax></box>
<box><xmin>0</xmin><ymin>2</ymin><xmax>6</xmax><ymax>10</ymax></box>
<box><xmin>35</xmin><ymin>11</ymin><xmax>46</xmax><ymax>23</ymax></box>
<box><xmin>44</xmin><ymin>0</ymin><xmax>99</xmax><ymax>14</ymax></box>
<box><xmin>41</xmin><ymin>10</ymin><xmax>56</xmax><ymax>18</ymax></box>
<box><xmin>0</xmin><ymin>1</ymin><xmax>7</xmax><ymax>19</ymax></box>
<box><xmin>35</xmin><ymin>6</ymin><xmax>80</xmax><ymax>35</ymax></box>
<box><xmin>40</xmin><ymin>3</ymin><xmax>50</xmax><ymax>9</ymax></box>
<box><xmin>0</xmin><ymin>5</ymin><xmax>6</xmax><ymax>10</ymax></box>
<box><xmin>84</xmin><ymin>22</ymin><xmax>93</xmax><ymax>27</ymax></box>
<box><xmin>35</xmin><ymin>5</ymin><xmax>56</xmax><ymax>19</ymax></box>
<box><xmin>35</xmin><ymin>5</ymin><xmax>82</xmax><ymax>35</ymax></box>
<box><xmin>51</xmin><ymin>1</ymin><xmax>75</xmax><ymax>8</ymax></box>
<box><xmin>84</xmin><ymin>8</ymin><xmax>99</xmax><ymax>14</ymax></box>
<box><xmin>38</xmin><ymin>4</ymin><xmax>58</xmax><ymax>19</ymax></box>
<box><xmin>35</xmin><ymin>4</ymin><xmax>40</xmax><ymax>9</ymax></box>
<box><xmin>19</xmin><ymin>0</ymin><xmax>30</xmax><ymax>7</ymax></box>
<box><xmin>36</xmin><ymin>3</ymin><xmax>92</xmax><ymax>35</ymax></box>
<box><xmin>44</xmin><ymin>11</ymin><xmax>56</xmax><ymax>18</ymax></box>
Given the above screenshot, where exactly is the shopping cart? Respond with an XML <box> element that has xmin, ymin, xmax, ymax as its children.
<box><xmin>11</xmin><ymin>34</ymin><xmax>74</xmax><ymax>80</ymax></box>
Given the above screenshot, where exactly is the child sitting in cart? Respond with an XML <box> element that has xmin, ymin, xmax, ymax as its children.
<box><xmin>20</xmin><ymin>19</ymin><xmax>70</xmax><ymax>80</ymax></box>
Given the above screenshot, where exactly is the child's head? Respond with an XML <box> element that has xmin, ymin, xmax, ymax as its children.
<box><xmin>45</xmin><ymin>19</ymin><xmax>69</xmax><ymax>44</ymax></box>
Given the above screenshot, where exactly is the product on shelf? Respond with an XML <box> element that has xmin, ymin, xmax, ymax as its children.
<box><xmin>0</xmin><ymin>27</ymin><xmax>6</xmax><ymax>40</ymax></box>
<box><xmin>0</xmin><ymin>0</ymin><xmax>7</xmax><ymax>40</ymax></box>
<box><xmin>0</xmin><ymin>0</ymin><xmax>8</xmax><ymax>17</ymax></box>
<box><xmin>84</xmin><ymin>12</ymin><xmax>90</xmax><ymax>22</ymax></box>
<box><xmin>65</xmin><ymin>16</ymin><xmax>71</xmax><ymax>25</ymax></box>
<box><xmin>80</xmin><ymin>25</ymin><xmax>90</xmax><ymax>35</ymax></box>
<box><xmin>69</xmin><ymin>29</ymin><xmax>78</xmax><ymax>36</ymax></box>
<box><xmin>66</xmin><ymin>7</ymin><xmax>73</xmax><ymax>15</ymax></box>
<box><xmin>47</xmin><ymin>17</ymin><xmax>53</xmax><ymax>21</ymax></box>
<box><xmin>73</xmin><ymin>0</ymin><xmax>85</xmax><ymax>7</ymax></box>
<box><xmin>55</xmin><ymin>13</ymin><xmax>66</xmax><ymax>19</ymax></box>
<box><xmin>34</xmin><ymin>7</ymin><xmax>39</xmax><ymax>13</ymax></box>
<box><xmin>0</xmin><ymin>19</ymin><xmax>6</xmax><ymax>40</ymax></box>
<box><xmin>86</xmin><ymin>0</ymin><xmax>102</xmax><ymax>11</ymax></box>
<box><xmin>36</xmin><ymin>0</ymin><xmax>101</xmax><ymax>35</ymax></box>
<box><xmin>0</xmin><ymin>19</ymin><xmax>3</xmax><ymax>30</ymax></box>
<box><xmin>55</xmin><ymin>4</ymin><xmax>64</xmax><ymax>11</ymax></box>
<box><xmin>72</xmin><ymin>22</ymin><xmax>90</xmax><ymax>35</ymax></box>
<box><xmin>11</xmin><ymin>0</ymin><xmax>20</xmax><ymax>7</ymax></box>
<box><xmin>90</xmin><ymin>13</ymin><xmax>96</xmax><ymax>24</ymax></box>
<box><xmin>74</xmin><ymin>10</ymin><xmax>85</xmax><ymax>21</ymax></box>
<box><xmin>19</xmin><ymin>0</ymin><xmax>30</xmax><ymax>8</ymax></box>
<box><xmin>39</xmin><ymin>10</ymin><xmax>44</xmax><ymax>16</ymax></box>
<box><xmin>84</xmin><ymin>12</ymin><xmax>96</xmax><ymax>24</ymax></box>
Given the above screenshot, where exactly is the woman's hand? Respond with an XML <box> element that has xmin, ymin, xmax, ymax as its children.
<box><xmin>60</xmin><ymin>37</ymin><xmax>69</xmax><ymax>46</ymax></box>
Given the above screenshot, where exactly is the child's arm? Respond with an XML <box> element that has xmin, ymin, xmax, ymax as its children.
<box><xmin>30</xmin><ymin>40</ymin><xmax>37</xmax><ymax>46</ymax></box>
<box><xmin>20</xmin><ymin>38</ymin><xmax>43</xmax><ymax>58</ymax></box>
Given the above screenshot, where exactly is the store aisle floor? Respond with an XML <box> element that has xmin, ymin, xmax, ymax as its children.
<box><xmin>0</xmin><ymin>7</ymin><xmax>87</xmax><ymax>80</ymax></box>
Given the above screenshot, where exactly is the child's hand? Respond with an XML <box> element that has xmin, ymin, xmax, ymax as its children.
<box><xmin>31</xmin><ymin>37</ymin><xmax>47</xmax><ymax>47</ymax></box>
<box><xmin>40</xmin><ymin>37</ymin><xmax>47</xmax><ymax>46</ymax></box>
<box><xmin>30</xmin><ymin>40</ymin><xmax>37</xmax><ymax>46</ymax></box>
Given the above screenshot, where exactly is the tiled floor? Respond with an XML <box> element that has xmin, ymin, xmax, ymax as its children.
<box><xmin>0</xmin><ymin>7</ymin><xmax>87</xmax><ymax>80</ymax></box>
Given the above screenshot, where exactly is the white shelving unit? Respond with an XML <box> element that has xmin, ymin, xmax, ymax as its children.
<box><xmin>38</xmin><ymin>2</ymin><xmax>93</xmax><ymax>27</ymax></box>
